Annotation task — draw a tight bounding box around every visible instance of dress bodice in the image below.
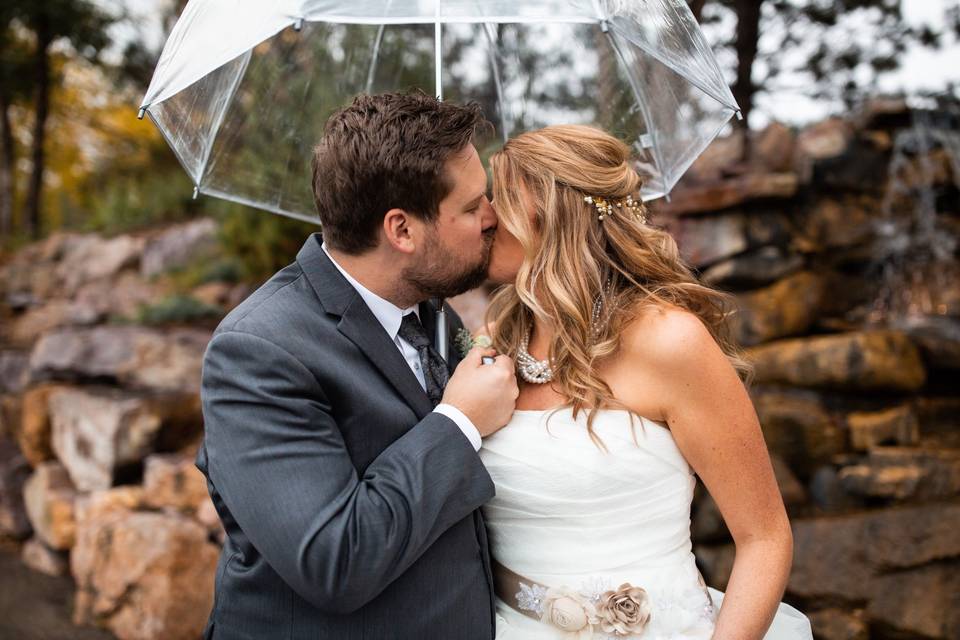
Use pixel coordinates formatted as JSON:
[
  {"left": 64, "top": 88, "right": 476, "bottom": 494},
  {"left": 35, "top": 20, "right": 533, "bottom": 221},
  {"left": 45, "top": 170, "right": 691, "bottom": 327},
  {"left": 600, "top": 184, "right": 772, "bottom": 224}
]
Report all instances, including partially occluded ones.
[
  {"left": 481, "top": 408, "right": 698, "bottom": 574},
  {"left": 479, "top": 407, "right": 813, "bottom": 640}
]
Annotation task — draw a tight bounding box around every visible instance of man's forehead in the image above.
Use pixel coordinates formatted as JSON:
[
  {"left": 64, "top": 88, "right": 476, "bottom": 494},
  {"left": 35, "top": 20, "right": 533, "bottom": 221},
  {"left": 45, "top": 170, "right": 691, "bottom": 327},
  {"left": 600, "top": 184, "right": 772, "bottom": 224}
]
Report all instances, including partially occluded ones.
[{"left": 445, "top": 145, "right": 486, "bottom": 195}]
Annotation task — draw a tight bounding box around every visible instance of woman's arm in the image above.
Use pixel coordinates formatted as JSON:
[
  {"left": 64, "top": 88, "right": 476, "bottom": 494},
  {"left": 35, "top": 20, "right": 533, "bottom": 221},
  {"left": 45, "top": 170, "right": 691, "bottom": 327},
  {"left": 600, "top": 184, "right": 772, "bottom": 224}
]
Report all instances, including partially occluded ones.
[{"left": 621, "top": 306, "right": 792, "bottom": 640}]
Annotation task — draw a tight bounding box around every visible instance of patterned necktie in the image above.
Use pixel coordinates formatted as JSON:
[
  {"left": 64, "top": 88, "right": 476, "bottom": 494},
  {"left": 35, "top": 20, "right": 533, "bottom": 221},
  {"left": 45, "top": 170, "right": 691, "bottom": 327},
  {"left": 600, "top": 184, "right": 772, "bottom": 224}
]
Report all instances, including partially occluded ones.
[{"left": 398, "top": 312, "right": 450, "bottom": 406}]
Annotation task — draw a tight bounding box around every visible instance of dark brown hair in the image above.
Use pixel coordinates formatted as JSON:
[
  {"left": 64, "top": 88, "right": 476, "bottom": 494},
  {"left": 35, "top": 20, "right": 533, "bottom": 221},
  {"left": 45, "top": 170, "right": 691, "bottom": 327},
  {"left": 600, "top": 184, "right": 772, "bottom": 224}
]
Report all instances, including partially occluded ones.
[{"left": 311, "top": 91, "right": 488, "bottom": 254}]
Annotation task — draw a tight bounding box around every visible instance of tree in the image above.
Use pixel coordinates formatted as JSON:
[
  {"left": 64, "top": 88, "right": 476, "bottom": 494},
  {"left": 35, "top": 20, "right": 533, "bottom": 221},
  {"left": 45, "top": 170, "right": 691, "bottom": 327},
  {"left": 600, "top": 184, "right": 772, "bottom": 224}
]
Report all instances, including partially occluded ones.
[
  {"left": 690, "top": 0, "right": 946, "bottom": 129},
  {"left": 5, "top": 0, "right": 114, "bottom": 239},
  {"left": 0, "top": 7, "right": 32, "bottom": 237}
]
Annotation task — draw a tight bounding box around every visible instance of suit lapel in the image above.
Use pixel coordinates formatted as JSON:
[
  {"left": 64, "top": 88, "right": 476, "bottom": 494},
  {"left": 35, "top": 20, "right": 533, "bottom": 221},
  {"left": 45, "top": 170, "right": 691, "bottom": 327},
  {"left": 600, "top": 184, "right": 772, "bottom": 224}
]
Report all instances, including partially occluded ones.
[
  {"left": 297, "top": 234, "right": 433, "bottom": 420},
  {"left": 338, "top": 300, "right": 434, "bottom": 419}
]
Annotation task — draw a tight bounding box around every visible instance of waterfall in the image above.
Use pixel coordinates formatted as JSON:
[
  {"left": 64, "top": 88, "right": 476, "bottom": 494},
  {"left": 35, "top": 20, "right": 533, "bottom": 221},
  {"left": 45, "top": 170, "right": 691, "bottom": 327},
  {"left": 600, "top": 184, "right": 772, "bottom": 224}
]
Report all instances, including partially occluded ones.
[{"left": 870, "top": 101, "right": 960, "bottom": 322}]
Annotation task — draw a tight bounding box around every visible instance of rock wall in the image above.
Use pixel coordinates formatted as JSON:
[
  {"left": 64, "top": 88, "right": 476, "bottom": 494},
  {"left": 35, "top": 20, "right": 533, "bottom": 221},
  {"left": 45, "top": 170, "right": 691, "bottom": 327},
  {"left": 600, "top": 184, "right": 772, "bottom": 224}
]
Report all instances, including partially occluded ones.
[
  {"left": 655, "top": 101, "right": 960, "bottom": 640},
  {"left": 0, "top": 219, "right": 238, "bottom": 640},
  {"left": 0, "top": 101, "right": 958, "bottom": 639}
]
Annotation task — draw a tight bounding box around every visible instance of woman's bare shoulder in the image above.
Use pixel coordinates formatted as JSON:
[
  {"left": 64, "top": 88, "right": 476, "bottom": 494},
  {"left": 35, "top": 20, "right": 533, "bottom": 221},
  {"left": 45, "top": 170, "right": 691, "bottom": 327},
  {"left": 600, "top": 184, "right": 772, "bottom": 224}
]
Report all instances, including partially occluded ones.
[{"left": 619, "top": 303, "right": 720, "bottom": 370}]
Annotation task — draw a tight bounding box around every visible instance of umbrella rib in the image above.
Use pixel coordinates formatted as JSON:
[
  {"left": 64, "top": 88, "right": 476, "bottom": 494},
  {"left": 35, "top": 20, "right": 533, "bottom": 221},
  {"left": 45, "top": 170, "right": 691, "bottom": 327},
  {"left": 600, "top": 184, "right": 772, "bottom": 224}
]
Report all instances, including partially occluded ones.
[
  {"left": 365, "top": 25, "right": 386, "bottom": 94},
  {"left": 482, "top": 23, "right": 509, "bottom": 143},
  {"left": 202, "top": 185, "right": 321, "bottom": 225},
  {"left": 435, "top": 23, "right": 442, "bottom": 99},
  {"left": 365, "top": 0, "right": 394, "bottom": 94},
  {"left": 603, "top": 24, "right": 671, "bottom": 195},
  {"left": 196, "top": 50, "right": 252, "bottom": 193}
]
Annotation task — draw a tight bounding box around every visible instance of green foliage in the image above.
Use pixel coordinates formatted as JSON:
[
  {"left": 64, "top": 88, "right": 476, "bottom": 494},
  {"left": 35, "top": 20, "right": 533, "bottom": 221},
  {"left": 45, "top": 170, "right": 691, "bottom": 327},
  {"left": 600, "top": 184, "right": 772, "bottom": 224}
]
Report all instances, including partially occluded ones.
[
  {"left": 215, "top": 205, "right": 319, "bottom": 283},
  {"left": 164, "top": 253, "right": 244, "bottom": 292},
  {"left": 127, "top": 294, "right": 224, "bottom": 326}
]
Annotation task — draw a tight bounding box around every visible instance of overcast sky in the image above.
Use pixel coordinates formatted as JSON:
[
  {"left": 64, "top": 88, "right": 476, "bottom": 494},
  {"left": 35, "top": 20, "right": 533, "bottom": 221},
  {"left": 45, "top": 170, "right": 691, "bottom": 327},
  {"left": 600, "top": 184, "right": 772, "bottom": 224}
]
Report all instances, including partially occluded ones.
[{"left": 103, "top": 0, "right": 959, "bottom": 128}]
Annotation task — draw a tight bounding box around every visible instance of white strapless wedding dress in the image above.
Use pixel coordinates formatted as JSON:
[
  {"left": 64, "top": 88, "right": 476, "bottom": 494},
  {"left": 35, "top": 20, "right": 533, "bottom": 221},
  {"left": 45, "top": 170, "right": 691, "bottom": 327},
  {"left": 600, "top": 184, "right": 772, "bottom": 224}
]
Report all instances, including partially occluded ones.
[{"left": 480, "top": 408, "right": 812, "bottom": 639}]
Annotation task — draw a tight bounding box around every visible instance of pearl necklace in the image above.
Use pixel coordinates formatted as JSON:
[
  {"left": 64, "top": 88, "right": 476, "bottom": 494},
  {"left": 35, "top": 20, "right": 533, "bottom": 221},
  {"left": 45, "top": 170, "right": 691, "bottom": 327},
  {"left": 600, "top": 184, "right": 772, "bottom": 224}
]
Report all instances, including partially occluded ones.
[
  {"left": 517, "top": 279, "right": 613, "bottom": 385},
  {"left": 517, "top": 331, "right": 554, "bottom": 384}
]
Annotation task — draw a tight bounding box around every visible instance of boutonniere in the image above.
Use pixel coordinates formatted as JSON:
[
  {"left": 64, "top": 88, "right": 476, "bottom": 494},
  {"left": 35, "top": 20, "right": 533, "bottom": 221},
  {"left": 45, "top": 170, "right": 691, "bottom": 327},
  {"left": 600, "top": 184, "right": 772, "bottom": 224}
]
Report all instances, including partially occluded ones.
[{"left": 455, "top": 328, "right": 493, "bottom": 358}]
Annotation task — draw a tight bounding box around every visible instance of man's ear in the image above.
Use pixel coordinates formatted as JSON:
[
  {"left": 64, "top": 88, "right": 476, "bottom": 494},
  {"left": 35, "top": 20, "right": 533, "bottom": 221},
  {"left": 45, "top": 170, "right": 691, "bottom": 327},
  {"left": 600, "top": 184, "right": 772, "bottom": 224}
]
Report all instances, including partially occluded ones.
[{"left": 383, "top": 207, "right": 418, "bottom": 254}]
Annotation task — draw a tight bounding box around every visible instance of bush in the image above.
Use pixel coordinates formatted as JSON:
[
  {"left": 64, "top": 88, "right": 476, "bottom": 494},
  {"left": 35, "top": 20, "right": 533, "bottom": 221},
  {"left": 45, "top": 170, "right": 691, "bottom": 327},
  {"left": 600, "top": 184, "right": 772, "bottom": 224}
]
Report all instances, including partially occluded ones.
[{"left": 128, "top": 294, "right": 224, "bottom": 326}]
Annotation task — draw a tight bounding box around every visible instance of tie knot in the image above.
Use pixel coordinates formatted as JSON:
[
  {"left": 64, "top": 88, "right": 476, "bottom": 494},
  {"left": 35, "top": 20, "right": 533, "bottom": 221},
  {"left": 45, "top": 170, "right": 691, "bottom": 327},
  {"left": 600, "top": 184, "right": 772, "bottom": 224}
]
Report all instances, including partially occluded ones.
[{"left": 398, "top": 312, "right": 431, "bottom": 349}]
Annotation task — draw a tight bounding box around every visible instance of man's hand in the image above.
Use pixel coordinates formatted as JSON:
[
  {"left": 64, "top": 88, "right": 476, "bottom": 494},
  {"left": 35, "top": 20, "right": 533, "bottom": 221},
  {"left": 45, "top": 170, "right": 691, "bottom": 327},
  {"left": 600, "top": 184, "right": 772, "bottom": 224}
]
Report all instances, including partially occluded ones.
[{"left": 443, "top": 347, "right": 518, "bottom": 437}]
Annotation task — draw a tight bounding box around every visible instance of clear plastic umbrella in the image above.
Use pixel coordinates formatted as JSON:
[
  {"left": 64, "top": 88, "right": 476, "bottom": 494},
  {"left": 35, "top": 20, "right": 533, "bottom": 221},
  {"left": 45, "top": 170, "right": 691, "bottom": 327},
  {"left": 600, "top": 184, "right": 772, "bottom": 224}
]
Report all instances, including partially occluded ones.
[{"left": 140, "top": 0, "right": 741, "bottom": 224}]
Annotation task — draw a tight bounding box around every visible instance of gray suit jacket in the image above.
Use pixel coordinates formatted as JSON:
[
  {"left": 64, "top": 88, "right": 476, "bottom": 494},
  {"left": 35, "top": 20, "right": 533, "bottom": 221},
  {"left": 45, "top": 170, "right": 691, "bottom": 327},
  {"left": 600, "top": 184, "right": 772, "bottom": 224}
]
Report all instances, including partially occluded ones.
[{"left": 197, "top": 233, "right": 496, "bottom": 639}]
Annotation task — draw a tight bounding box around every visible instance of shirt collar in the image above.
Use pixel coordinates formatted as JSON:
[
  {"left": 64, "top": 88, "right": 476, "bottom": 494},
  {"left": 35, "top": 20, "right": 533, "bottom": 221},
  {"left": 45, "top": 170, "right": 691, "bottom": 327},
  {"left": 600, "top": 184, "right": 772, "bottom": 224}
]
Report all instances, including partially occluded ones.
[{"left": 321, "top": 242, "right": 418, "bottom": 340}]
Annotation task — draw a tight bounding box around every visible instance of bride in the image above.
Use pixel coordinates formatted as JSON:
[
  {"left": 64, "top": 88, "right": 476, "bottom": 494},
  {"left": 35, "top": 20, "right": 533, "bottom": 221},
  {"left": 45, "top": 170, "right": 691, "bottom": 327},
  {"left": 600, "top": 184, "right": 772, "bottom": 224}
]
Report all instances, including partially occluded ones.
[{"left": 479, "top": 125, "right": 813, "bottom": 639}]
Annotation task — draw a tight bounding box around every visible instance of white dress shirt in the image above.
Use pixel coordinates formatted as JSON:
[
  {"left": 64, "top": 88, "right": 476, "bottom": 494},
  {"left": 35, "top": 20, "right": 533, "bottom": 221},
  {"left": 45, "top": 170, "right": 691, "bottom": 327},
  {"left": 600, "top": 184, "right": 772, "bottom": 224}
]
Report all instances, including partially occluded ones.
[{"left": 321, "top": 243, "right": 483, "bottom": 451}]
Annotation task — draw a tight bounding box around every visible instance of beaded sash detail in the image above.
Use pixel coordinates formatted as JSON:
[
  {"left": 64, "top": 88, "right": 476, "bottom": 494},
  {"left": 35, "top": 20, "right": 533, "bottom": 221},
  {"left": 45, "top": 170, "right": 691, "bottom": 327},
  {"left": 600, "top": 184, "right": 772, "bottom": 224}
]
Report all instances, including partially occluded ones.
[{"left": 493, "top": 559, "right": 716, "bottom": 639}]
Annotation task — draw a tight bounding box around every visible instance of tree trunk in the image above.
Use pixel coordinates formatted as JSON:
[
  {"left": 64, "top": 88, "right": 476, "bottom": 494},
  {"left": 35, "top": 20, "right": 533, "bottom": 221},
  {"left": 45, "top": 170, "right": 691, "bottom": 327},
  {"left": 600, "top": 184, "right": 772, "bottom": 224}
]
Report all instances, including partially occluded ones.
[
  {"left": 689, "top": 0, "right": 707, "bottom": 22},
  {"left": 732, "top": 0, "right": 762, "bottom": 131},
  {"left": 0, "top": 87, "right": 14, "bottom": 237},
  {"left": 25, "top": 12, "right": 51, "bottom": 240}
]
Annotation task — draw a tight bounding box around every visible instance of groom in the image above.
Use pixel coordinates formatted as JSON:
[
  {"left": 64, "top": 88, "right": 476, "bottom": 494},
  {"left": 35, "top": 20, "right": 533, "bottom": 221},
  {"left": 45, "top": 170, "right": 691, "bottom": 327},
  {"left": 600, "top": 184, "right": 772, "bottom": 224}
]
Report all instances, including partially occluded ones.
[{"left": 197, "top": 92, "right": 517, "bottom": 639}]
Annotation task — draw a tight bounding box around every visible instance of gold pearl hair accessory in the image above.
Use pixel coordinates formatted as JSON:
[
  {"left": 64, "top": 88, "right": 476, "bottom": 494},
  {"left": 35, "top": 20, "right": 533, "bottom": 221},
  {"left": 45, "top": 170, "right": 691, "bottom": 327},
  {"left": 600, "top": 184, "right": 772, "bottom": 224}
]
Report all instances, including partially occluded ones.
[{"left": 583, "top": 194, "right": 646, "bottom": 224}]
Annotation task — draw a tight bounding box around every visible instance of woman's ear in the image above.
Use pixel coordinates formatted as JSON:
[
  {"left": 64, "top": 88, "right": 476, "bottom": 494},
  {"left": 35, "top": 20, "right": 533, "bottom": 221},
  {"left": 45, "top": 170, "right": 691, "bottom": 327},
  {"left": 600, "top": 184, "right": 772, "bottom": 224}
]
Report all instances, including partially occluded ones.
[{"left": 382, "top": 208, "right": 418, "bottom": 254}]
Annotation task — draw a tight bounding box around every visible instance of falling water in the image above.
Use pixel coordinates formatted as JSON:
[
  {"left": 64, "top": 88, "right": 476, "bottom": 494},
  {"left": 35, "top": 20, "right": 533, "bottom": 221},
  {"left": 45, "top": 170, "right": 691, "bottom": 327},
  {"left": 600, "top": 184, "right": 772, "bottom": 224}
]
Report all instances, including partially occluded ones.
[{"left": 869, "top": 101, "right": 960, "bottom": 323}]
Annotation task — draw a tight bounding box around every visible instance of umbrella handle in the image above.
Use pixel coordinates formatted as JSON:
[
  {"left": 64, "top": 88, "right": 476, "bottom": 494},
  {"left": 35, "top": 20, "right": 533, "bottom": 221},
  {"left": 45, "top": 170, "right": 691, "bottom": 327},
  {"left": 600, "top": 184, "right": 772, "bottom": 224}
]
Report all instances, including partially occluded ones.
[{"left": 435, "top": 299, "right": 448, "bottom": 361}]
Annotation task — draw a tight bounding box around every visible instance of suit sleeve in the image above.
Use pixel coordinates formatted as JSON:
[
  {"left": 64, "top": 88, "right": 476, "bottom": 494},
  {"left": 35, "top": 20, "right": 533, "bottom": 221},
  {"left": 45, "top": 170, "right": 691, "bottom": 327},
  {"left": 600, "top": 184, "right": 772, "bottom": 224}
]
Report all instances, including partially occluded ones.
[{"left": 200, "top": 329, "right": 495, "bottom": 614}]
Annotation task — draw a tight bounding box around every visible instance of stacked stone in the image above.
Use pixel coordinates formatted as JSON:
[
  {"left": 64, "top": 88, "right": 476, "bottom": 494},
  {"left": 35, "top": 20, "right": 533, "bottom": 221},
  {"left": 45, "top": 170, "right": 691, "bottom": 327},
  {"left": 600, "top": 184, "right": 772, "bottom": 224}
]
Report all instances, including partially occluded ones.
[
  {"left": 0, "top": 219, "right": 243, "bottom": 640},
  {"left": 648, "top": 100, "right": 960, "bottom": 640}
]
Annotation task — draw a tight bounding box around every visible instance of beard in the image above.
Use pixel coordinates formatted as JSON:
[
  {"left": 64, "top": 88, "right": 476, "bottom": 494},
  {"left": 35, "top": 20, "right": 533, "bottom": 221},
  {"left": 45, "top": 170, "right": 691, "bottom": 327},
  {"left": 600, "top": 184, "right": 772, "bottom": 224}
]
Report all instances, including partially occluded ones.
[{"left": 402, "top": 227, "right": 494, "bottom": 300}]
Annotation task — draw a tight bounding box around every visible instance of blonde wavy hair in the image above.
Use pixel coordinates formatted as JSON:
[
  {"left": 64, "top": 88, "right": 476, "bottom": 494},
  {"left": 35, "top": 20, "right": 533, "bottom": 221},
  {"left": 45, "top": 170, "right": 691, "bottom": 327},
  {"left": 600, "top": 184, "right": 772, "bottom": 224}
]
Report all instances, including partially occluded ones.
[{"left": 486, "top": 124, "right": 752, "bottom": 447}]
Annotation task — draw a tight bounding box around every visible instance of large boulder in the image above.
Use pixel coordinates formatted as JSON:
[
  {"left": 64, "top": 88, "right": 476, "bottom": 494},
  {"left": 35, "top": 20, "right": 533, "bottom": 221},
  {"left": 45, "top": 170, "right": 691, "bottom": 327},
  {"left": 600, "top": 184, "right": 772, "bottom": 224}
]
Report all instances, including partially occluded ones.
[
  {"left": 866, "top": 562, "right": 960, "bottom": 639},
  {"left": 700, "top": 246, "right": 803, "bottom": 289},
  {"left": 142, "top": 453, "right": 209, "bottom": 514},
  {"left": 806, "top": 609, "right": 868, "bottom": 640},
  {"left": 141, "top": 218, "right": 218, "bottom": 278},
  {"left": 21, "top": 535, "right": 69, "bottom": 576},
  {"left": 71, "top": 507, "right": 218, "bottom": 640},
  {"left": 73, "top": 271, "right": 173, "bottom": 322},
  {"left": 796, "top": 118, "right": 852, "bottom": 162},
  {"left": 0, "top": 233, "right": 85, "bottom": 303},
  {"left": 652, "top": 209, "right": 792, "bottom": 268},
  {"left": 746, "top": 331, "right": 927, "bottom": 392},
  {"left": 790, "top": 503, "right": 960, "bottom": 603},
  {"left": 9, "top": 300, "right": 100, "bottom": 346},
  {"left": 75, "top": 486, "right": 146, "bottom": 524},
  {"left": 846, "top": 404, "right": 919, "bottom": 451},
  {"left": 794, "top": 197, "right": 876, "bottom": 253},
  {"left": 28, "top": 326, "right": 210, "bottom": 394},
  {"left": 18, "top": 383, "right": 65, "bottom": 467},
  {"left": 55, "top": 234, "right": 144, "bottom": 295},
  {"left": 733, "top": 272, "right": 826, "bottom": 346},
  {"left": 48, "top": 387, "right": 200, "bottom": 492},
  {"left": 22, "top": 461, "right": 77, "bottom": 550},
  {"left": 682, "top": 129, "right": 745, "bottom": 183},
  {"left": 750, "top": 122, "right": 796, "bottom": 173},
  {"left": 838, "top": 447, "right": 960, "bottom": 501},
  {"left": 655, "top": 172, "right": 799, "bottom": 216}
]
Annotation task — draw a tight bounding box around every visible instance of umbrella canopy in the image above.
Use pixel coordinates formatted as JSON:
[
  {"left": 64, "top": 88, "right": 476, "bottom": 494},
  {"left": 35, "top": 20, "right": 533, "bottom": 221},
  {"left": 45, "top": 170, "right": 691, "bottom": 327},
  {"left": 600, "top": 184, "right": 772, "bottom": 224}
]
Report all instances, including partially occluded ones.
[{"left": 141, "top": 0, "right": 740, "bottom": 223}]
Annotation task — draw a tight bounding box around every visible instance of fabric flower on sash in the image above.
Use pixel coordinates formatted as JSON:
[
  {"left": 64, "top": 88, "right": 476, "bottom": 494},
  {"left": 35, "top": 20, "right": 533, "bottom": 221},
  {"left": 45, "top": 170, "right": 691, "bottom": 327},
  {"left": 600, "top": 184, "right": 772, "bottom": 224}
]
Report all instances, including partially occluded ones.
[{"left": 541, "top": 586, "right": 598, "bottom": 639}]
